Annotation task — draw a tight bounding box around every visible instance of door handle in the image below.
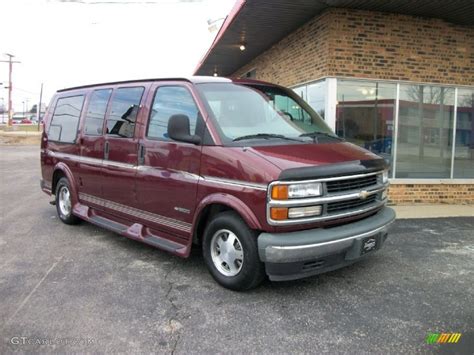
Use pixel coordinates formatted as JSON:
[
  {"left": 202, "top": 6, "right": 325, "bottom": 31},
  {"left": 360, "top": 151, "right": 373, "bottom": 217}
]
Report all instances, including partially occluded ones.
[
  {"left": 138, "top": 144, "right": 145, "bottom": 165},
  {"left": 104, "top": 141, "right": 109, "bottom": 160}
]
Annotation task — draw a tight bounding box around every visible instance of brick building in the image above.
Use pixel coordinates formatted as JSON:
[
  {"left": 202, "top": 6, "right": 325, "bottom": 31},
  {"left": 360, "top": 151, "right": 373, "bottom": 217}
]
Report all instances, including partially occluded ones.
[{"left": 195, "top": 0, "right": 474, "bottom": 204}]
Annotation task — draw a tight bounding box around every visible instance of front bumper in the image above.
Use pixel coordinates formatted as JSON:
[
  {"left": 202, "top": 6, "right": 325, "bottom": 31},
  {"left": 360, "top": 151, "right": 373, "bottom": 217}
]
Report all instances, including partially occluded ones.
[{"left": 257, "top": 207, "right": 396, "bottom": 281}]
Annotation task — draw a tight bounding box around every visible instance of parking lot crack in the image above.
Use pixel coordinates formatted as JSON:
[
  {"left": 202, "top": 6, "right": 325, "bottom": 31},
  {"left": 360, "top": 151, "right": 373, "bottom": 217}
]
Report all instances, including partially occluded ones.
[
  {"left": 171, "top": 333, "right": 181, "bottom": 355},
  {"left": 164, "top": 261, "right": 179, "bottom": 311},
  {"left": 3, "top": 256, "right": 63, "bottom": 328},
  {"left": 164, "top": 260, "right": 183, "bottom": 354}
]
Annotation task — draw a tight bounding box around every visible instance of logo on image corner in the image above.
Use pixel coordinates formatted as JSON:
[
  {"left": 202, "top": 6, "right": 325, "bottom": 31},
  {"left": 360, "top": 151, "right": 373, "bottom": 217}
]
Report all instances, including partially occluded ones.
[{"left": 426, "top": 333, "right": 462, "bottom": 344}]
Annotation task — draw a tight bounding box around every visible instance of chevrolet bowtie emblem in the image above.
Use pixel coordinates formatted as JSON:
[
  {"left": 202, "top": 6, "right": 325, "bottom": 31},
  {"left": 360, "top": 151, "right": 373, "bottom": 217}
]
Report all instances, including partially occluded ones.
[{"left": 359, "top": 190, "right": 369, "bottom": 200}]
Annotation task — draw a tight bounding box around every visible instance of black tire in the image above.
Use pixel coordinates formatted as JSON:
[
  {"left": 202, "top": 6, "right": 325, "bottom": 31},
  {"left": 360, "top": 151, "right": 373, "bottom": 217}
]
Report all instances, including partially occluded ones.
[
  {"left": 55, "top": 177, "right": 81, "bottom": 225},
  {"left": 202, "top": 211, "right": 265, "bottom": 291}
]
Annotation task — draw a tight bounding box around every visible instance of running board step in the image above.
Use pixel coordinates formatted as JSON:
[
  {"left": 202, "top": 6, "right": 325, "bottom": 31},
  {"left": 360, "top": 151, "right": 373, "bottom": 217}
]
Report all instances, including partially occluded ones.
[
  {"left": 89, "top": 215, "right": 128, "bottom": 234},
  {"left": 142, "top": 234, "right": 185, "bottom": 253},
  {"left": 74, "top": 203, "right": 189, "bottom": 257}
]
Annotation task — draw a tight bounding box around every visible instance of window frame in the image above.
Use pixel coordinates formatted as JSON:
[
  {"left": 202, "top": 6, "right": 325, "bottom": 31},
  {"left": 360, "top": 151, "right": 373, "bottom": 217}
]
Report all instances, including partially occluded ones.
[
  {"left": 83, "top": 88, "right": 113, "bottom": 137},
  {"left": 105, "top": 86, "right": 145, "bottom": 139},
  {"left": 48, "top": 94, "right": 86, "bottom": 144},
  {"left": 145, "top": 84, "right": 203, "bottom": 143}
]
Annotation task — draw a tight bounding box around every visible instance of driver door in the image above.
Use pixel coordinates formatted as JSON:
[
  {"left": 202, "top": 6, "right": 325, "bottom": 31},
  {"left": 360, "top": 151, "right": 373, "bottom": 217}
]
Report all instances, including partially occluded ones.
[{"left": 135, "top": 83, "right": 204, "bottom": 241}]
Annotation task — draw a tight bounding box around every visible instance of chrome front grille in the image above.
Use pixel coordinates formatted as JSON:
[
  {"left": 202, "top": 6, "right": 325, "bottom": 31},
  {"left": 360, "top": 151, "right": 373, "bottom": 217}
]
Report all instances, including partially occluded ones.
[
  {"left": 327, "top": 194, "right": 377, "bottom": 213},
  {"left": 266, "top": 171, "right": 388, "bottom": 226},
  {"left": 326, "top": 175, "right": 378, "bottom": 193}
]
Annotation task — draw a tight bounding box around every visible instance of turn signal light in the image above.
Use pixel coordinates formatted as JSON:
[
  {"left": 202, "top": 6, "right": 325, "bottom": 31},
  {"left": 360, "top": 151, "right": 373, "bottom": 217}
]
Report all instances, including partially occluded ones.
[
  {"left": 271, "top": 185, "right": 288, "bottom": 200},
  {"left": 270, "top": 207, "right": 288, "bottom": 220}
]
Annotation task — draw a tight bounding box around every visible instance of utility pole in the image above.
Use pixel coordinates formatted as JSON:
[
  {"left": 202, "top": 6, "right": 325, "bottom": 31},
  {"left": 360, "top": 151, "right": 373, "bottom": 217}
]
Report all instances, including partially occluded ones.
[
  {"left": 0, "top": 83, "right": 4, "bottom": 123},
  {"left": 0, "top": 54, "right": 21, "bottom": 127},
  {"left": 0, "top": 96, "right": 4, "bottom": 124}
]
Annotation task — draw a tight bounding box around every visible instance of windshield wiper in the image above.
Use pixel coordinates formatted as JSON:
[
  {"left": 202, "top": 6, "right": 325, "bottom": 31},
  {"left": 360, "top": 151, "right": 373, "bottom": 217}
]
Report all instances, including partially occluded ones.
[
  {"left": 233, "top": 133, "right": 304, "bottom": 142},
  {"left": 299, "top": 131, "right": 343, "bottom": 140}
]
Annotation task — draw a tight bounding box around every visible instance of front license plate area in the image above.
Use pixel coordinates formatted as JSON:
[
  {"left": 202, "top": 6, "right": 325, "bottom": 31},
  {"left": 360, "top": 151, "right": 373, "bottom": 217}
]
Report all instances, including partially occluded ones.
[{"left": 361, "top": 236, "right": 378, "bottom": 255}]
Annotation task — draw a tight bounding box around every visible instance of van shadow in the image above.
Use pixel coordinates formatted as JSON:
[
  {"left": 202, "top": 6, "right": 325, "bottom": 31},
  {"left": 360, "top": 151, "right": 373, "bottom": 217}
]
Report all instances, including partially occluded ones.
[{"left": 73, "top": 218, "right": 376, "bottom": 296}]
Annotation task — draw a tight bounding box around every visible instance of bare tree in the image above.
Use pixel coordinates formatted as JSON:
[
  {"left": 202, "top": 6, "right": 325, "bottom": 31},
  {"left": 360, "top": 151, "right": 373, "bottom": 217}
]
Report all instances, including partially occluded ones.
[
  {"left": 405, "top": 85, "right": 454, "bottom": 104},
  {"left": 458, "top": 92, "right": 474, "bottom": 108}
]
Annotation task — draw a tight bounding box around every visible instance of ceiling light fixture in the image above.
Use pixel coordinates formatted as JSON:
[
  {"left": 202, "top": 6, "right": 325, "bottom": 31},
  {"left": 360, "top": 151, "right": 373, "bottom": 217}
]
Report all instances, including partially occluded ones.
[{"left": 239, "top": 44, "right": 246, "bottom": 51}]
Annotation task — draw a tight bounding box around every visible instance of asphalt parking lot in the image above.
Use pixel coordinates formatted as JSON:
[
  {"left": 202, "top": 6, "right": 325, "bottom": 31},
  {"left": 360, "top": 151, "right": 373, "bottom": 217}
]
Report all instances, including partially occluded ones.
[{"left": 1, "top": 145, "right": 473, "bottom": 354}]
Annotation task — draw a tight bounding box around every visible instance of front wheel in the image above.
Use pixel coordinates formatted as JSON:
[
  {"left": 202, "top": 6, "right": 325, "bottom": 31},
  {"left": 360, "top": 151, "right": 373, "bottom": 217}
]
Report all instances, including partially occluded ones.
[
  {"left": 202, "top": 211, "right": 265, "bottom": 291},
  {"left": 55, "top": 177, "right": 81, "bottom": 225}
]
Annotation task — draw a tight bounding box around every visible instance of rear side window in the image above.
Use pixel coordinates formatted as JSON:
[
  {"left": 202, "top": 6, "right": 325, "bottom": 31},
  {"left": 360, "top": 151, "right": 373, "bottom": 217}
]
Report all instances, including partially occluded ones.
[
  {"left": 48, "top": 95, "right": 85, "bottom": 143},
  {"left": 106, "top": 87, "right": 144, "bottom": 138},
  {"left": 84, "top": 89, "right": 112, "bottom": 136},
  {"left": 147, "top": 86, "right": 199, "bottom": 140}
]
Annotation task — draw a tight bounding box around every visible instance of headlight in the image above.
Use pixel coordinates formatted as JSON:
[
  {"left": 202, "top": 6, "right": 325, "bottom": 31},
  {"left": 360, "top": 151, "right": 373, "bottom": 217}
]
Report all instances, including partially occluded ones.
[
  {"left": 382, "top": 170, "right": 389, "bottom": 184},
  {"left": 271, "top": 182, "right": 322, "bottom": 199}
]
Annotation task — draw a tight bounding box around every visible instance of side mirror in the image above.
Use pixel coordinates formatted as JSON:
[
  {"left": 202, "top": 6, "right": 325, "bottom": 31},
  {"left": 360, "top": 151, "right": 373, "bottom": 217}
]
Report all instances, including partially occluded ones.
[{"left": 167, "top": 114, "right": 201, "bottom": 145}]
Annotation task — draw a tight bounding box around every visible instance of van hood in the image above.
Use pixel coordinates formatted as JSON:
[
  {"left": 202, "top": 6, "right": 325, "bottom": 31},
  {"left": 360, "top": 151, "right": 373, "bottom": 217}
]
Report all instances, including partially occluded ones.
[{"left": 248, "top": 142, "right": 386, "bottom": 180}]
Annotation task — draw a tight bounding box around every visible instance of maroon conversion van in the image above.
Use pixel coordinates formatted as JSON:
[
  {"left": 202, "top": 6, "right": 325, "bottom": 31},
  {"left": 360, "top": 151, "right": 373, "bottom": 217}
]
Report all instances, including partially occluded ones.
[{"left": 40, "top": 77, "right": 395, "bottom": 290}]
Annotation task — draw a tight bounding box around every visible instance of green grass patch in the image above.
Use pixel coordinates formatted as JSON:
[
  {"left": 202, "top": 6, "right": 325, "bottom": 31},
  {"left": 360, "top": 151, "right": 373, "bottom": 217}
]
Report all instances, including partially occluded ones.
[{"left": 0, "top": 124, "right": 43, "bottom": 132}]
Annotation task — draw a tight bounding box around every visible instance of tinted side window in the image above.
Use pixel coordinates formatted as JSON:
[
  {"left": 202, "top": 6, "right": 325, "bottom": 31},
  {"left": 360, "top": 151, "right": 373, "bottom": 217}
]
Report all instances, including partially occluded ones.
[
  {"left": 84, "top": 89, "right": 112, "bottom": 136},
  {"left": 48, "top": 95, "right": 85, "bottom": 143},
  {"left": 106, "top": 87, "right": 144, "bottom": 138},
  {"left": 147, "top": 86, "right": 199, "bottom": 140}
]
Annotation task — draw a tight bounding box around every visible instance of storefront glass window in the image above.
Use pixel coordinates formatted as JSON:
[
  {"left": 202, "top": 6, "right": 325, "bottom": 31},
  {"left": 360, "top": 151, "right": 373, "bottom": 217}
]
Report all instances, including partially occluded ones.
[
  {"left": 395, "top": 85, "right": 455, "bottom": 178},
  {"left": 294, "top": 78, "right": 472, "bottom": 180},
  {"left": 293, "top": 80, "right": 326, "bottom": 119},
  {"left": 336, "top": 80, "right": 397, "bottom": 166},
  {"left": 454, "top": 88, "right": 474, "bottom": 178},
  {"left": 307, "top": 81, "right": 326, "bottom": 119},
  {"left": 293, "top": 84, "right": 307, "bottom": 101}
]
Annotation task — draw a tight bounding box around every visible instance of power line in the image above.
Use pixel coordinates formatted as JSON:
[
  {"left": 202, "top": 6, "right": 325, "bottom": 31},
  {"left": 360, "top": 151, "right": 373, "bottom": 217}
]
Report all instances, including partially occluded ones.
[
  {"left": 13, "top": 87, "right": 40, "bottom": 95},
  {"left": 50, "top": 0, "right": 205, "bottom": 3}
]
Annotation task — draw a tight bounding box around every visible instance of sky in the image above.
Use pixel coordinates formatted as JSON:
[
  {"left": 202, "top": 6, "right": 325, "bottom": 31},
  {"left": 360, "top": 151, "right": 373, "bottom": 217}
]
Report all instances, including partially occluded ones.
[{"left": 0, "top": 0, "right": 235, "bottom": 112}]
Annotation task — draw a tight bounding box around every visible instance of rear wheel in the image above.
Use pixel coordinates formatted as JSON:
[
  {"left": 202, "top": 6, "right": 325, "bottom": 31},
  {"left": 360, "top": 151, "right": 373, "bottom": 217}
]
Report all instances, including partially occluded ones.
[
  {"left": 55, "top": 177, "right": 80, "bottom": 225},
  {"left": 202, "top": 211, "right": 265, "bottom": 291}
]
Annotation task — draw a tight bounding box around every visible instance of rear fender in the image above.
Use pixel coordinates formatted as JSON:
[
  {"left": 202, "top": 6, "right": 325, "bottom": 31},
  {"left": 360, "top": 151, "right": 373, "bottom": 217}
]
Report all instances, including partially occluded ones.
[{"left": 53, "top": 162, "right": 79, "bottom": 206}]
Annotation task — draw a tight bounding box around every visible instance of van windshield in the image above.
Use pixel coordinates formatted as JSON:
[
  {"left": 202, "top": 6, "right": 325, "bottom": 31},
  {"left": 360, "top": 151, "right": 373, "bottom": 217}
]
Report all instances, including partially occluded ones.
[{"left": 197, "top": 83, "right": 336, "bottom": 144}]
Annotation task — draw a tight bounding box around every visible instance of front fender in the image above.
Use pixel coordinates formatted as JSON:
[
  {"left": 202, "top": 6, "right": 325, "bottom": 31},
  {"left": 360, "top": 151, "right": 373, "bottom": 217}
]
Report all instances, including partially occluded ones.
[{"left": 193, "top": 193, "right": 263, "bottom": 232}]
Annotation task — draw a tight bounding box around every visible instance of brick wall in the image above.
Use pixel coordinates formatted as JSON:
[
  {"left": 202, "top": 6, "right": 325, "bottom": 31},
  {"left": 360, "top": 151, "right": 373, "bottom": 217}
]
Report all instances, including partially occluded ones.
[
  {"left": 234, "top": 10, "right": 332, "bottom": 86},
  {"left": 234, "top": 8, "right": 474, "bottom": 205},
  {"left": 388, "top": 184, "right": 474, "bottom": 205},
  {"left": 233, "top": 8, "right": 474, "bottom": 87}
]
